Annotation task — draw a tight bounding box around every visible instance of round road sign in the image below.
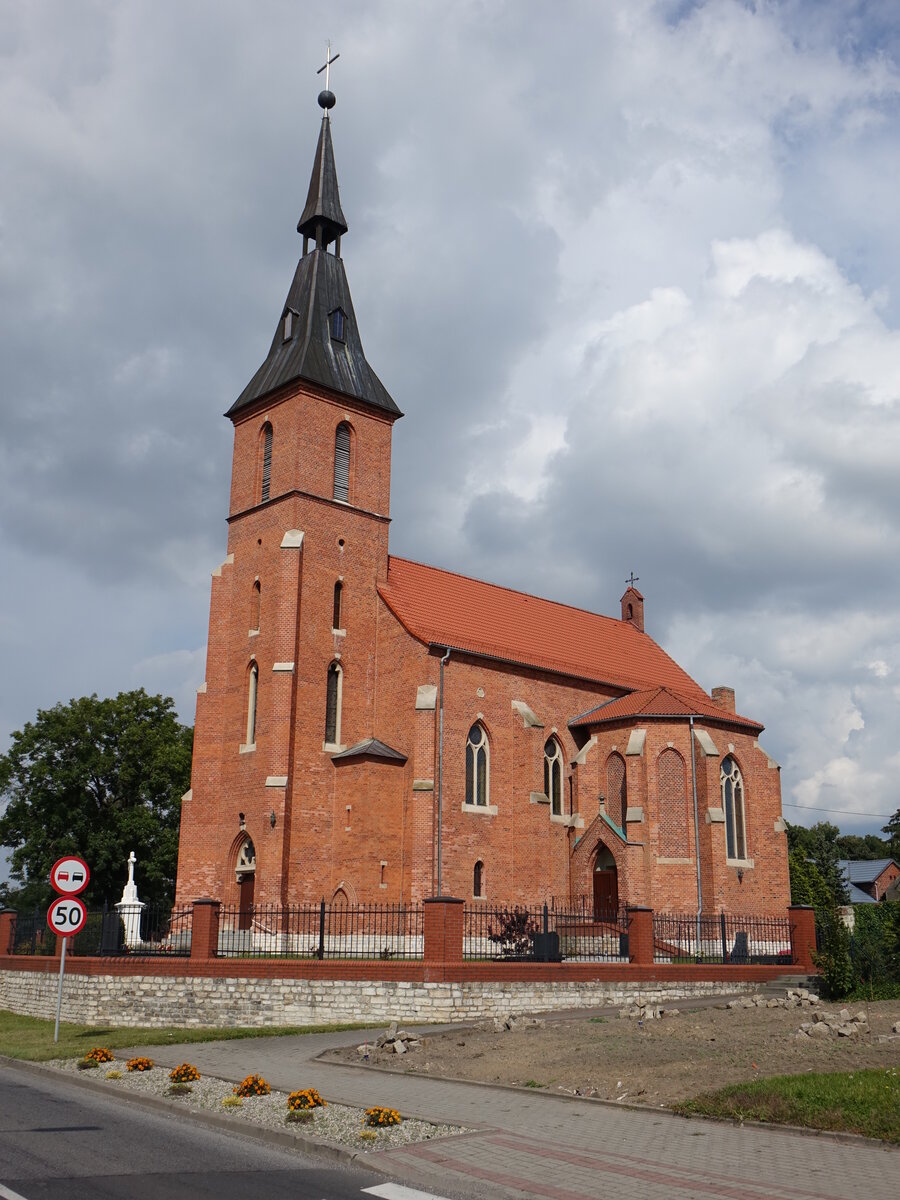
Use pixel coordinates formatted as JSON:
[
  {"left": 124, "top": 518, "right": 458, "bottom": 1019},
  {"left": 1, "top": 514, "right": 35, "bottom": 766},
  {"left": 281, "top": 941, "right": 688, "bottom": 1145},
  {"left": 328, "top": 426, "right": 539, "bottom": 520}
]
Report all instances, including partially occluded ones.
[
  {"left": 47, "top": 896, "right": 87, "bottom": 937},
  {"left": 50, "top": 856, "right": 90, "bottom": 896}
]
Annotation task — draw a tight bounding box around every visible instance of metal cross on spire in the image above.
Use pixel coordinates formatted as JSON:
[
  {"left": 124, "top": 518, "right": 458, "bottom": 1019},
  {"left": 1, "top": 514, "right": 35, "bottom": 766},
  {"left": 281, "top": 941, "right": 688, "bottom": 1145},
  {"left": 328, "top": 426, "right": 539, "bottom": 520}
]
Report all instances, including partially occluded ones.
[
  {"left": 626, "top": 572, "right": 640, "bottom": 589},
  {"left": 317, "top": 41, "right": 340, "bottom": 91}
]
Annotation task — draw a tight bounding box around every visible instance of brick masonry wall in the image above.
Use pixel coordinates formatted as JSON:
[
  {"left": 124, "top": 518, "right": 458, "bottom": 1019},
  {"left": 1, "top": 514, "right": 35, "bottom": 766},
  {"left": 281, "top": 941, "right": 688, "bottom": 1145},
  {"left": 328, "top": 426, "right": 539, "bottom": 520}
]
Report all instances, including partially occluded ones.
[{"left": 0, "top": 964, "right": 757, "bottom": 1029}]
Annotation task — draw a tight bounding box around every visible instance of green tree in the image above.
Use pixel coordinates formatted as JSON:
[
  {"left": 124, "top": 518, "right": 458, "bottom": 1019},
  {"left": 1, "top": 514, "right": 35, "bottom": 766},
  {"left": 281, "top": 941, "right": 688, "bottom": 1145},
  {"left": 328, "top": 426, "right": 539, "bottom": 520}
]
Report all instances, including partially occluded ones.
[
  {"left": 835, "top": 832, "right": 889, "bottom": 860},
  {"left": 883, "top": 809, "right": 900, "bottom": 860},
  {"left": 785, "top": 821, "right": 848, "bottom": 905},
  {"left": 0, "top": 690, "right": 192, "bottom": 909}
]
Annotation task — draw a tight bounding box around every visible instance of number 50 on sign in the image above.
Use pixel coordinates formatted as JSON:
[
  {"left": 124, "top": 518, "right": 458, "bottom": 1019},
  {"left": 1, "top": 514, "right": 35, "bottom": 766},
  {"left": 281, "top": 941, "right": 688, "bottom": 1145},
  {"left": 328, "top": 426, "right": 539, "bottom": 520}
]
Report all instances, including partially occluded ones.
[{"left": 47, "top": 896, "right": 87, "bottom": 938}]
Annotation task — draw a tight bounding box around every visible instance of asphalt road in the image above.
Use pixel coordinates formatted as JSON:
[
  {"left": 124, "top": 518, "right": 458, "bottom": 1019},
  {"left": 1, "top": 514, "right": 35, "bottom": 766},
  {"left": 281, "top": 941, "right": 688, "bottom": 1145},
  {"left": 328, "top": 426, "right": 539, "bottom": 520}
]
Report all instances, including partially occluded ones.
[{"left": 0, "top": 1062, "right": 391, "bottom": 1200}]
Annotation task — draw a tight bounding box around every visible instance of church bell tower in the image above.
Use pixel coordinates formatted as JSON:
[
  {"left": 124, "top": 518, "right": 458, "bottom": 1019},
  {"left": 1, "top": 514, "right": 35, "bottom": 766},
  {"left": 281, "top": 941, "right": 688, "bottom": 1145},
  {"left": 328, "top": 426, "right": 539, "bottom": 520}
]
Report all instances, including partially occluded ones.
[{"left": 175, "top": 79, "right": 402, "bottom": 909}]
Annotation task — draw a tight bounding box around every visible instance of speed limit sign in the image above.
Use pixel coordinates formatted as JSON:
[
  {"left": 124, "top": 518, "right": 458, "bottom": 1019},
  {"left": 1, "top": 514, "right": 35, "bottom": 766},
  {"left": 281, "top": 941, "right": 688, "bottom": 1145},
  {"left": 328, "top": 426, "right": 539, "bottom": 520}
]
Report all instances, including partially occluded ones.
[{"left": 47, "top": 895, "right": 87, "bottom": 938}]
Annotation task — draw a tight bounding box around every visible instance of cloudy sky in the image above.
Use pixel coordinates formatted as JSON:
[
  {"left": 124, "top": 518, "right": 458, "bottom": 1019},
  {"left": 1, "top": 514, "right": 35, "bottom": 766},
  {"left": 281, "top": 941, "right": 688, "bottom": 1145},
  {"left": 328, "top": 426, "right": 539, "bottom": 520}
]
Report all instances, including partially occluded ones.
[{"left": 1, "top": 0, "right": 899, "bottom": 848}]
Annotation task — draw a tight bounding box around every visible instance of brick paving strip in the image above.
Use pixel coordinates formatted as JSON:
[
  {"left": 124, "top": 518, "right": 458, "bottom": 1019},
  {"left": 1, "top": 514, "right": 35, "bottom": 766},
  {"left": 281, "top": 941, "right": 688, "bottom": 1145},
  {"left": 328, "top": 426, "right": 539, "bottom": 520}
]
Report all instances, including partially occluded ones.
[{"left": 106, "top": 1025, "right": 899, "bottom": 1200}]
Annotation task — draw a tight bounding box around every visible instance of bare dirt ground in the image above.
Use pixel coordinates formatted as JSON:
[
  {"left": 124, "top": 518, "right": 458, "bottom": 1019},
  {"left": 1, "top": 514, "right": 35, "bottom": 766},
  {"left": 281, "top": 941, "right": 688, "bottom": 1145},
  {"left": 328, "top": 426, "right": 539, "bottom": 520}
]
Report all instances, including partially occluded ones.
[{"left": 326, "top": 997, "right": 900, "bottom": 1107}]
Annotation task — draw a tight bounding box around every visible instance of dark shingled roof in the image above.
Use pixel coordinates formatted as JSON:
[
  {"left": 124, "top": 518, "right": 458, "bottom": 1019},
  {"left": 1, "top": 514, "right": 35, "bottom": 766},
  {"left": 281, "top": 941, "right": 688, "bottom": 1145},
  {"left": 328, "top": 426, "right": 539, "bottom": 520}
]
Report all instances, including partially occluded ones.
[
  {"left": 227, "top": 249, "right": 400, "bottom": 417},
  {"left": 297, "top": 115, "right": 347, "bottom": 243},
  {"left": 330, "top": 738, "right": 408, "bottom": 763},
  {"left": 227, "top": 111, "right": 400, "bottom": 419}
]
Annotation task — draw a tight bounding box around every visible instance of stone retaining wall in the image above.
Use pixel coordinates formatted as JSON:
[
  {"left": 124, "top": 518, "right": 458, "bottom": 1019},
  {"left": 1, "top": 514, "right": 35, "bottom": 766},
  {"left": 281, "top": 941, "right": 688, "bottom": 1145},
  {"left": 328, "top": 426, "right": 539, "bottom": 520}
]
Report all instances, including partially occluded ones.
[{"left": 0, "top": 967, "right": 755, "bottom": 1028}]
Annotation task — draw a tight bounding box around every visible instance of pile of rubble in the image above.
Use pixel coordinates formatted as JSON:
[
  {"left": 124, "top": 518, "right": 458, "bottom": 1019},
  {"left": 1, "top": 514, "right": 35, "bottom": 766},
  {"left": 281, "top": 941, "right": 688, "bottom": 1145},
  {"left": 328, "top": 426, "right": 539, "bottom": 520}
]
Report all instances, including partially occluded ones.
[
  {"left": 486, "top": 1015, "right": 546, "bottom": 1033},
  {"left": 619, "top": 1001, "right": 679, "bottom": 1020},
  {"left": 794, "top": 1008, "right": 869, "bottom": 1040},
  {"left": 726, "top": 987, "right": 820, "bottom": 1011},
  {"left": 357, "top": 1022, "right": 422, "bottom": 1056}
]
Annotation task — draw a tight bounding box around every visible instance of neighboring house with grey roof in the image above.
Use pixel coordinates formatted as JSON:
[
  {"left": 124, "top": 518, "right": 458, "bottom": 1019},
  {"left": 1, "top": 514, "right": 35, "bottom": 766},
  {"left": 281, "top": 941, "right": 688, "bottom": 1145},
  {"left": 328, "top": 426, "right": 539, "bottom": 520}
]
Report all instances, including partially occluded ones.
[{"left": 838, "top": 859, "right": 900, "bottom": 903}]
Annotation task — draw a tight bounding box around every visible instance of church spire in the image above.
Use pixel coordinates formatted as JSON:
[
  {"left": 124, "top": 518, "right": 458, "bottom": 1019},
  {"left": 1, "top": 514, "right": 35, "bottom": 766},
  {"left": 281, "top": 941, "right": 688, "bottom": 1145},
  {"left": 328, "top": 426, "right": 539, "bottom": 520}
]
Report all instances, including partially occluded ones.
[
  {"left": 296, "top": 90, "right": 348, "bottom": 253},
  {"left": 227, "top": 71, "right": 400, "bottom": 420}
]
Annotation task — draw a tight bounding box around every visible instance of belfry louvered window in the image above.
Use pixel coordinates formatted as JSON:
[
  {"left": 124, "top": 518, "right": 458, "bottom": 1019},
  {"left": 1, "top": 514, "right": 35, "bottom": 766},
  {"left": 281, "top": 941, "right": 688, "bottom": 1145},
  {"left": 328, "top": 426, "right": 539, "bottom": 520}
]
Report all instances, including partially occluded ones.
[
  {"left": 260, "top": 423, "right": 273, "bottom": 502},
  {"left": 333, "top": 423, "right": 351, "bottom": 502},
  {"left": 325, "top": 661, "right": 342, "bottom": 746}
]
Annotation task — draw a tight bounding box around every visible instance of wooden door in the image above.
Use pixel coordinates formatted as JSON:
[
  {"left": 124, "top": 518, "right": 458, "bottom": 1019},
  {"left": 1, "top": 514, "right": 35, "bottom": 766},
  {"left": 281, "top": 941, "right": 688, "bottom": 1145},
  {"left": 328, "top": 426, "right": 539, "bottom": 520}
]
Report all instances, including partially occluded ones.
[
  {"left": 238, "top": 873, "right": 255, "bottom": 929},
  {"left": 593, "top": 868, "right": 618, "bottom": 920}
]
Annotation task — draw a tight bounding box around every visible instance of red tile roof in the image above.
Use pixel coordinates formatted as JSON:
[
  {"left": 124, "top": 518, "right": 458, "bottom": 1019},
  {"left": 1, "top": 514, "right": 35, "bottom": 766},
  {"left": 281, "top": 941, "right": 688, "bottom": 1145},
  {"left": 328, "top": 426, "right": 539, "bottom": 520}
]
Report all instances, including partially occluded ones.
[
  {"left": 570, "top": 687, "right": 763, "bottom": 732},
  {"left": 378, "top": 557, "right": 711, "bottom": 697}
]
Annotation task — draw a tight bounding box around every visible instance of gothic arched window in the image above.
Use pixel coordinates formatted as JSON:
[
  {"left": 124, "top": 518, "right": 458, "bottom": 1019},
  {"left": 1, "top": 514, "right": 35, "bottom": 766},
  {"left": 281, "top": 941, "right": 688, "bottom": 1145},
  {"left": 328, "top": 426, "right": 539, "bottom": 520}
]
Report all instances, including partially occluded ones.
[
  {"left": 333, "top": 422, "right": 351, "bottom": 502},
  {"left": 465, "top": 723, "right": 489, "bottom": 807},
  {"left": 473, "top": 860, "right": 484, "bottom": 898},
  {"left": 245, "top": 662, "right": 259, "bottom": 747},
  {"left": 325, "top": 661, "right": 343, "bottom": 746},
  {"left": 721, "top": 755, "right": 747, "bottom": 860},
  {"left": 332, "top": 580, "right": 343, "bottom": 630},
  {"left": 258, "top": 422, "right": 273, "bottom": 502},
  {"left": 544, "top": 737, "right": 564, "bottom": 816},
  {"left": 250, "top": 580, "right": 261, "bottom": 633}
]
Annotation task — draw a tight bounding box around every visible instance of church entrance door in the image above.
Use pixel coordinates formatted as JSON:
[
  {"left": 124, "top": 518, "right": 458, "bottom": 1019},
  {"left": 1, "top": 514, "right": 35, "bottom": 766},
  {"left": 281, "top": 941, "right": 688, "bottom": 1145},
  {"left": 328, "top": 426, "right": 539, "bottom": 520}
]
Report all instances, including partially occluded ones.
[
  {"left": 592, "top": 845, "right": 618, "bottom": 920},
  {"left": 238, "top": 873, "right": 255, "bottom": 928}
]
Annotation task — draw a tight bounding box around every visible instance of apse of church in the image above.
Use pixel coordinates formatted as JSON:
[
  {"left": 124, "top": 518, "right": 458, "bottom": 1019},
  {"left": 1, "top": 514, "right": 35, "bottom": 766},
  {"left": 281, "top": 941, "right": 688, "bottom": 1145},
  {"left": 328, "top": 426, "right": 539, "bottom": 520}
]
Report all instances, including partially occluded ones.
[{"left": 174, "top": 83, "right": 790, "bottom": 918}]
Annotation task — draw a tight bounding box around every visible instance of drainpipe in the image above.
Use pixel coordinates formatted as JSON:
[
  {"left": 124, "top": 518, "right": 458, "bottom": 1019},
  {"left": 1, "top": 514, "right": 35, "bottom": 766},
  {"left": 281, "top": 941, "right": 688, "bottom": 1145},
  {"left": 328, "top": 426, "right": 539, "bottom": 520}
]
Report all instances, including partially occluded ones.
[
  {"left": 689, "top": 715, "right": 703, "bottom": 946},
  {"left": 436, "top": 647, "right": 451, "bottom": 896}
]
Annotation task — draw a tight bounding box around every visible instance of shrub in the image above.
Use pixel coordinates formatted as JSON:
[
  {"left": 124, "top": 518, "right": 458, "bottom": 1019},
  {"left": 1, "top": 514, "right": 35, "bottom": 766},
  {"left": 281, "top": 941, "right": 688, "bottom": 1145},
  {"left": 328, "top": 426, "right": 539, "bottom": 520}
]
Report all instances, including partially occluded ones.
[
  {"left": 76, "top": 1059, "right": 99, "bottom": 1070},
  {"left": 167, "top": 1082, "right": 193, "bottom": 1096},
  {"left": 221, "top": 1096, "right": 243, "bottom": 1109},
  {"left": 233, "top": 1073, "right": 271, "bottom": 1097},
  {"left": 126, "top": 1056, "right": 154, "bottom": 1072},
  {"left": 85, "top": 1047, "right": 114, "bottom": 1064},
  {"left": 365, "top": 1106, "right": 402, "bottom": 1128},
  {"left": 488, "top": 907, "right": 538, "bottom": 958},
  {"left": 105, "top": 1070, "right": 122, "bottom": 1080},
  {"left": 813, "top": 905, "right": 854, "bottom": 999},
  {"left": 169, "top": 1062, "right": 200, "bottom": 1083},
  {"left": 287, "top": 1088, "right": 326, "bottom": 1111}
]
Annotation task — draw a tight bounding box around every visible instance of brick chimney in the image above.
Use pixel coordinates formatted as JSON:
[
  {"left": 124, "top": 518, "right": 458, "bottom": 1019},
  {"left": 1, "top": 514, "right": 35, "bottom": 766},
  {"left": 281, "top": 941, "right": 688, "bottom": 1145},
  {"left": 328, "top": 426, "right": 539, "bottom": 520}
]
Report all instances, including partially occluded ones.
[
  {"left": 711, "top": 686, "right": 735, "bottom": 713},
  {"left": 620, "top": 585, "right": 644, "bottom": 633}
]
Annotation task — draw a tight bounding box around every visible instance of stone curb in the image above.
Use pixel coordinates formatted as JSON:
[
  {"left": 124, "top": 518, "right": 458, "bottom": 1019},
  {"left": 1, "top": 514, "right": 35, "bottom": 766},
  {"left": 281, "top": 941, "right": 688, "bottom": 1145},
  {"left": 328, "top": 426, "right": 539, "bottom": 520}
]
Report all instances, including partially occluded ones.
[
  {"left": 314, "top": 1048, "right": 898, "bottom": 1150},
  {"left": 0, "top": 1054, "right": 473, "bottom": 1178}
]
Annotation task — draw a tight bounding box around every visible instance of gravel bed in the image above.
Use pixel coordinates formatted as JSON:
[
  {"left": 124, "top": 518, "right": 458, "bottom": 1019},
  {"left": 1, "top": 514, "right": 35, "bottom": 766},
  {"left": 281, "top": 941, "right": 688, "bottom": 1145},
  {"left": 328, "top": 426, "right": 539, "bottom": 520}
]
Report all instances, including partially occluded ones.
[{"left": 47, "top": 1058, "right": 466, "bottom": 1152}]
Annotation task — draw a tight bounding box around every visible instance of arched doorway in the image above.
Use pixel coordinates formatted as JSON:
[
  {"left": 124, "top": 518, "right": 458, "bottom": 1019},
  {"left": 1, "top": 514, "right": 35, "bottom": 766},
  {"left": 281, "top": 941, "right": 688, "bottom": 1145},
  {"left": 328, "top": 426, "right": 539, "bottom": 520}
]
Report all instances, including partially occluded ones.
[
  {"left": 235, "top": 837, "right": 256, "bottom": 930},
  {"left": 593, "top": 844, "right": 619, "bottom": 920}
]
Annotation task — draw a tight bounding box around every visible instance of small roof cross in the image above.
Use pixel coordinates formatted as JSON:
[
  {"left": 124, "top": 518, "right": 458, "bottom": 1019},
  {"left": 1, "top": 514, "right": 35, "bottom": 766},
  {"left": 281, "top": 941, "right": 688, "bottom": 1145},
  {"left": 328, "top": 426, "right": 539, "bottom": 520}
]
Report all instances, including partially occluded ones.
[
  {"left": 626, "top": 572, "right": 640, "bottom": 589},
  {"left": 317, "top": 41, "right": 340, "bottom": 91}
]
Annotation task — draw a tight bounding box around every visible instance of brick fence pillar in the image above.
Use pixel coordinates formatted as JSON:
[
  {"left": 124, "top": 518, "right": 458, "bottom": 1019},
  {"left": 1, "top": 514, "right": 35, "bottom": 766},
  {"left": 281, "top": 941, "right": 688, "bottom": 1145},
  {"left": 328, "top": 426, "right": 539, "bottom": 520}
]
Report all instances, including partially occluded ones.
[
  {"left": 191, "top": 899, "right": 221, "bottom": 960},
  {"left": 0, "top": 910, "right": 15, "bottom": 956},
  {"left": 626, "top": 906, "right": 654, "bottom": 965},
  {"left": 423, "top": 897, "right": 464, "bottom": 965},
  {"left": 789, "top": 904, "right": 817, "bottom": 973}
]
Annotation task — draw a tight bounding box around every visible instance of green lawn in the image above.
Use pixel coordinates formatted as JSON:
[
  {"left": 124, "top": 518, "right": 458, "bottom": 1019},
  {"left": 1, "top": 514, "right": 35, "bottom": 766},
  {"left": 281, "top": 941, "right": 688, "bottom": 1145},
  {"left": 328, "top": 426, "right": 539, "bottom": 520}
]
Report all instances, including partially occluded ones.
[
  {"left": 674, "top": 1068, "right": 900, "bottom": 1143},
  {"left": 0, "top": 1009, "right": 375, "bottom": 1062}
]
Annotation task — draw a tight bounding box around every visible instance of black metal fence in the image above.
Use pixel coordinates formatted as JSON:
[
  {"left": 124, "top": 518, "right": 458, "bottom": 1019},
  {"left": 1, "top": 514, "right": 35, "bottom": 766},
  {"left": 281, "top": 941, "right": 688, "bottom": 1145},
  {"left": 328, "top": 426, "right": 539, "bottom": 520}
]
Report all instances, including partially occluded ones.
[
  {"left": 464, "top": 899, "right": 629, "bottom": 962},
  {"left": 653, "top": 912, "right": 792, "bottom": 965},
  {"left": 6, "top": 909, "right": 54, "bottom": 956},
  {"left": 4, "top": 904, "right": 191, "bottom": 957},
  {"left": 216, "top": 902, "right": 424, "bottom": 960}
]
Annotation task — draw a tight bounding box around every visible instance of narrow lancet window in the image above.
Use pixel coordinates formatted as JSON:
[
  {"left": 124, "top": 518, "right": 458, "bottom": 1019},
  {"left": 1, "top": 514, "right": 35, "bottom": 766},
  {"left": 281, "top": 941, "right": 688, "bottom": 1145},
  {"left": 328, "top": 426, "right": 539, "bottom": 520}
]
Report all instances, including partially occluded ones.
[
  {"left": 332, "top": 580, "right": 343, "bottom": 630},
  {"left": 721, "top": 755, "right": 747, "bottom": 860},
  {"left": 544, "top": 738, "right": 564, "bottom": 816},
  {"left": 246, "top": 662, "right": 259, "bottom": 746},
  {"left": 465, "top": 724, "right": 489, "bottom": 807},
  {"left": 325, "top": 661, "right": 343, "bottom": 746}
]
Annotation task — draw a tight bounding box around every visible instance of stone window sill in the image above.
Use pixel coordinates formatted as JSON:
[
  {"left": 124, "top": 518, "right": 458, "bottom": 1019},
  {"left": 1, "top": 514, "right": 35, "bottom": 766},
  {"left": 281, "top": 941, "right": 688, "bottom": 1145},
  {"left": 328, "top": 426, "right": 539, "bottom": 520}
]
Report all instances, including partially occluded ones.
[
  {"left": 726, "top": 857, "right": 755, "bottom": 869},
  {"left": 323, "top": 742, "right": 347, "bottom": 753},
  {"left": 239, "top": 743, "right": 256, "bottom": 754},
  {"left": 550, "top": 812, "right": 582, "bottom": 828},
  {"left": 461, "top": 802, "right": 498, "bottom": 816}
]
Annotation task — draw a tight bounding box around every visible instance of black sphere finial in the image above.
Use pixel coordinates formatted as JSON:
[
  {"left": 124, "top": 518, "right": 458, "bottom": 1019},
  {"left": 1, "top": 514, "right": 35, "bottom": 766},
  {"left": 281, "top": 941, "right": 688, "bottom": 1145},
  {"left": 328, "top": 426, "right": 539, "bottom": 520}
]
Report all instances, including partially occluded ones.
[{"left": 318, "top": 89, "right": 336, "bottom": 110}]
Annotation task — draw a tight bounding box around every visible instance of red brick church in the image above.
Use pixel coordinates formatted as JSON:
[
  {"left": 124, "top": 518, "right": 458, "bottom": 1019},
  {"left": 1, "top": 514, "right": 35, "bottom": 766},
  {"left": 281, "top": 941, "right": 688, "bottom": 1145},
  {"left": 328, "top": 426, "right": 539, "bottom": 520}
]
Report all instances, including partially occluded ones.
[{"left": 175, "top": 87, "right": 791, "bottom": 918}]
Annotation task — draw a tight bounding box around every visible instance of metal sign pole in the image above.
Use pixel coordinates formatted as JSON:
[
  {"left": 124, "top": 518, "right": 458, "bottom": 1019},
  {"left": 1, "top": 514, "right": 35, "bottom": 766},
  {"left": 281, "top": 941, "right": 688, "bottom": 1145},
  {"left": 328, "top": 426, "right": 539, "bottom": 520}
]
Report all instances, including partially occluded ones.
[{"left": 53, "top": 936, "right": 67, "bottom": 1044}]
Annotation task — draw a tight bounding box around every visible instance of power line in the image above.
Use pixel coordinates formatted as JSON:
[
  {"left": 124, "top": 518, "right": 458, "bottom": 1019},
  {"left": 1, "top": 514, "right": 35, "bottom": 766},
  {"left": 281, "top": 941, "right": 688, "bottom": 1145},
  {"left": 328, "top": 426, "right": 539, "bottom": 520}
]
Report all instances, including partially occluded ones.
[{"left": 783, "top": 802, "right": 894, "bottom": 819}]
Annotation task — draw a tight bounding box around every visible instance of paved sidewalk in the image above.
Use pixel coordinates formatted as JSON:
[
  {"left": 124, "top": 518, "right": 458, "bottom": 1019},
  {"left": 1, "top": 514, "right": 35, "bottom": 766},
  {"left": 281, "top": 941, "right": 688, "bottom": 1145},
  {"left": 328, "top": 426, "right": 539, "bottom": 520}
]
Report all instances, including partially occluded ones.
[{"left": 122, "top": 1025, "right": 896, "bottom": 1200}]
